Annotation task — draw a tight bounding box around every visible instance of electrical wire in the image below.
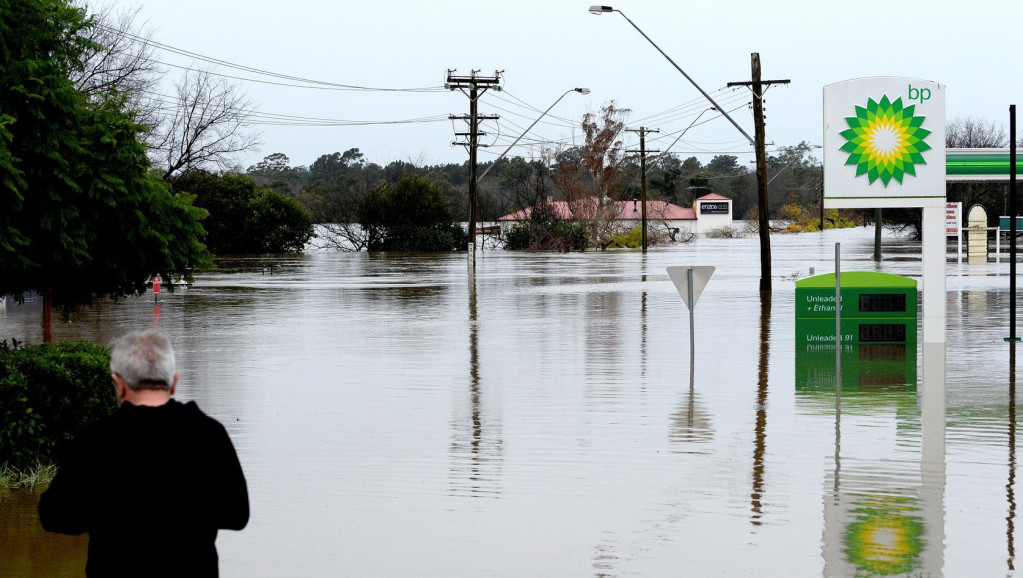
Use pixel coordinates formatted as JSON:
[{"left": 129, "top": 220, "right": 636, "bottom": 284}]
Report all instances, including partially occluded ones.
[{"left": 102, "top": 24, "right": 447, "bottom": 93}]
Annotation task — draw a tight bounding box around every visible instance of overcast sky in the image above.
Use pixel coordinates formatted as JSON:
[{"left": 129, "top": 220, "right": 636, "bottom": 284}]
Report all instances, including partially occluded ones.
[{"left": 108, "top": 0, "right": 1023, "bottom": 171}]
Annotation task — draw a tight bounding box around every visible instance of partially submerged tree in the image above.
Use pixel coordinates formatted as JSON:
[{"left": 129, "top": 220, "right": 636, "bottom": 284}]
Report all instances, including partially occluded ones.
[
  {"left": 0, "top": 0, "right": 212, "bottom": 324},
  {"left": 170, "top": 171, "right": 313, "bottom": 254},
  {"left": 577, "top": 102, "right": 630, "bottom": 249},
  {"left": 358, "top": 173, "right": 467, "bottom": 252}
]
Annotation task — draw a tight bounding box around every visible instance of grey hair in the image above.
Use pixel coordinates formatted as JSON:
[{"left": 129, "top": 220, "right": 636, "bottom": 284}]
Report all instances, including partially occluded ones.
[{"left": 109, "top": 329, "right": 176, "bottom": 390}]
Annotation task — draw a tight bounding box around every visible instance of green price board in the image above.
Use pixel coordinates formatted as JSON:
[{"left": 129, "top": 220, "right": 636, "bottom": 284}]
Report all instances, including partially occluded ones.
[{"left": 795, "top": 272, "right": 918, "bottom": 345}]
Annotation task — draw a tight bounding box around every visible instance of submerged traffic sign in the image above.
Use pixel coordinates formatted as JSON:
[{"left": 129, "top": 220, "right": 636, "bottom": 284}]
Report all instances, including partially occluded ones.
[{"left": 666, "top": 266, "right": 715, "bottom": 310}]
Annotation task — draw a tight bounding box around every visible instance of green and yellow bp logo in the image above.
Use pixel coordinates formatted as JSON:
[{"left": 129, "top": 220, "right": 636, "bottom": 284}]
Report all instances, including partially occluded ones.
[{"left": 839, "top": 95, "right": 932, "bottom": 186}]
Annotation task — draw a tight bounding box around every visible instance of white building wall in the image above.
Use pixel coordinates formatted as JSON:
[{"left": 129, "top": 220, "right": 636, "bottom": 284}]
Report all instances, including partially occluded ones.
[{"left": 694, "top": 199, "right": 733, "bottom": 234}]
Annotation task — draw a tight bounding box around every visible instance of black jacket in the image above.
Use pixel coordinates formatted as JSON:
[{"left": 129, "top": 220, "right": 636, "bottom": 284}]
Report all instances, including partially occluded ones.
[{"left": 39, "top": 399, "right": 249, "bottom": 577}]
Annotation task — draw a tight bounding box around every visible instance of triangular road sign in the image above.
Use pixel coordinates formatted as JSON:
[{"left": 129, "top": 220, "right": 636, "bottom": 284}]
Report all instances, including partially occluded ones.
[{"left": 666, "top": 266, "right": 715, "bottom": 310}]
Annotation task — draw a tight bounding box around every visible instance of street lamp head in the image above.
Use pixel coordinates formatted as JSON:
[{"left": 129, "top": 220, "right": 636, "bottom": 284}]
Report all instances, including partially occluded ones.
[
  {"left": 575, "top": 88, "right": 591, "bottom": 95},
  {"left": 589, "top": 5, "right": 613, "bottom": 14}
]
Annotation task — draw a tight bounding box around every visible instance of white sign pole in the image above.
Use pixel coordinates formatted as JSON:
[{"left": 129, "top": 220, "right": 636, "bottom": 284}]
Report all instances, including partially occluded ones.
[
  {"left": 835, "top": 243, "right": 842, "bottom": 390},
  {"left": 666, "top": 266, "right": 716, "bottom": 362},
  {"left": 688, "top": 267, "right": 695, "bottom": 361}
]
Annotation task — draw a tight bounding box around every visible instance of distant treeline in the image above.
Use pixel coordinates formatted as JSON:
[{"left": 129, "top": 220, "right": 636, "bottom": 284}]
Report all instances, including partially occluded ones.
[{"left": 244, "top": 142, "right": 830, "bottom": 227}]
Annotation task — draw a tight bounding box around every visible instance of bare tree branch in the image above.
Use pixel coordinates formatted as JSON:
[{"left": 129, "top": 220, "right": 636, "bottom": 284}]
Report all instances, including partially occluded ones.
[
  {"left": 71, "top": 1, "right": 162, "bottom": 128},
  {"left": 154, "top": 68, "right": 260, "bottom": 179}
]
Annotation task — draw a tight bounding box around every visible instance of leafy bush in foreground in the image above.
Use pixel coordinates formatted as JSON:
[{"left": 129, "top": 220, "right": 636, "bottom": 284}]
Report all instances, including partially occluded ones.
[{"left": 0, "top": 341, "right": 115, "bottom": 470}]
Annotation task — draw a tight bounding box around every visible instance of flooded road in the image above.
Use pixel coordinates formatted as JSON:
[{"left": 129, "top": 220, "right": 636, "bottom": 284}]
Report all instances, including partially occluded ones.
[{"left": 2, "top": 226, "right": 1020, "bottom": 576}]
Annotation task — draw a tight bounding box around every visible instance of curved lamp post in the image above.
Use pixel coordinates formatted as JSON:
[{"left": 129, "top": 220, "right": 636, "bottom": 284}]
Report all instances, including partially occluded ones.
[
  {"left": 476, "top": 87, "right": 590, "bottom": 185},
  {"left": 591, "top": 5, "right": 780, "bottom": 292},
  {"left": 589, "top": 5, "right": 753, "bottom": 146}
]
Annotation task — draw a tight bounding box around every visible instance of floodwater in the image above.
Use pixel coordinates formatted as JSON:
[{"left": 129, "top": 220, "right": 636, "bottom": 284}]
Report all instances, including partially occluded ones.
[{"left": 1, "top": 225, "right": 1020, "bottom": 577}]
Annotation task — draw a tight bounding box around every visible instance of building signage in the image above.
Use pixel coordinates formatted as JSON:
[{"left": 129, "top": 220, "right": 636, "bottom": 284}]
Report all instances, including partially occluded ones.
[
  {"left": 699, "top": 202, "right": 729, "bottom": 215},
  {"left": 823, "top": 77, "right": 946, "bottom": 209},
  {"left": 945, "top": 202, "right": 961, "bottom": 235}
]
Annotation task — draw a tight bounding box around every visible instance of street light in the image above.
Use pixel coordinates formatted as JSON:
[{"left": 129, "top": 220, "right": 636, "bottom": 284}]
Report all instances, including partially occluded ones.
[
  {"left": 592, "top": 5, "right": 782, "bottom": 292},
  {"left": 476, "top": 87, "right": 590, "bottom": 185},
  {"left": 588, "top": 5, "right": 754, "bottom": 146}
]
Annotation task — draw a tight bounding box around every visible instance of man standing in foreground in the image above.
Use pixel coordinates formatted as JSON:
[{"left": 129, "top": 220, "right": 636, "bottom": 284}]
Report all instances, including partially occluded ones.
[{"left": 39, "top": 329, "right": 249, "bottom": 577}]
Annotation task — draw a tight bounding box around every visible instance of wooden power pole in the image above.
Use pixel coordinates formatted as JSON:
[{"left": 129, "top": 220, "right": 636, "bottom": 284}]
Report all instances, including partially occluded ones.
[
  {"left": 626, "top": 126, "right": 659, "bottom": 253},
  {"left": 729, "top": 53, "right": 789, "bottom": 292},
  {"left": 446, "top": 70, "right": 501, "bottom": 262}
]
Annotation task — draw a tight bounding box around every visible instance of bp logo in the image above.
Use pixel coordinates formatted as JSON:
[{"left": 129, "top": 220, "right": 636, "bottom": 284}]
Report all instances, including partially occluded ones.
[{"left": 839, "top": 95, "right": 932, "bottom": 186}]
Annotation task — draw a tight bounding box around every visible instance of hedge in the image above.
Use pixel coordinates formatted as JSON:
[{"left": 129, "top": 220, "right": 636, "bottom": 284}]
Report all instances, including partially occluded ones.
[{"left": 0, "top": 340, "right": 116, "bottom": 470}]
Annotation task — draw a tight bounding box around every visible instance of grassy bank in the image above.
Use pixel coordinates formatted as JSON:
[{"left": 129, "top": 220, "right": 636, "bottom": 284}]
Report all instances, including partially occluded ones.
[{"left": 0, "top": 463, "right": 56, "bottom": 489}]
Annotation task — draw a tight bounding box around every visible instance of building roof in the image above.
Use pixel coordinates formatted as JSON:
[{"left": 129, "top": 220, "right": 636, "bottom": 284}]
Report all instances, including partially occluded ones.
[
  {"left": 498, "top": 198, "right": 696, "bottom": 222},
  {"left": 695, "top": 193, "right": 732, "bottom": 202}
]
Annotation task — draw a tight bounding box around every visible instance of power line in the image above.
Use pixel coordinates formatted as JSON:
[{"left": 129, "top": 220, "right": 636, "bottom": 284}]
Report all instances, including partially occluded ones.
[{"left": 103, "top": 24, "right": 446, "bottom": 93}]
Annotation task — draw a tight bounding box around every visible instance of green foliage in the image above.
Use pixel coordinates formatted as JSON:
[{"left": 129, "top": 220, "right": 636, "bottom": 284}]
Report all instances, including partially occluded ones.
[
  {"left": 171, "top": 171, "right": 314, "bottom": 254},
  {"left": 0, "top": 340, "right": 116, "bottom": 470},
  {"left": 503, "top": 204, "right": 590, "bottom": 251},
  {"left": 610, "top": 227, "right": 643, "bottom": 249},
  {"left": 780, "top": 204, "right": 857, "bottom": 233},
  {"left": 0, "top": 0, "right": 212, "bottom": 310},
  {"left": 357, "top": 173, "right": 467, "bottom": 252}
]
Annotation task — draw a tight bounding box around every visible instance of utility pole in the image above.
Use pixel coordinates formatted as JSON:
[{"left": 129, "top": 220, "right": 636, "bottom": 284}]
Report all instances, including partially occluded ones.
[
  {"left": 626, "top": 127, "right": 659, "bottom": 253},
  {"left": 446, "top": 70, "right": 502, "bottom": 261},
  {"left": 728, "top": 53, "right": 789, "bottom": 292}
]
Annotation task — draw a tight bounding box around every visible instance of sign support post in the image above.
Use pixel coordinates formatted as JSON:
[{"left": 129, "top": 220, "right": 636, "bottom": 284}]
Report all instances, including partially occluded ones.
[{"left": 667, "top": 266, "right": 715, "bottom": 363}]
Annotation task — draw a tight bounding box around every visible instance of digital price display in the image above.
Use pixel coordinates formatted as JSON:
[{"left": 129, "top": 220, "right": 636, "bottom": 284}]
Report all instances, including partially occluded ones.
[
  {"left": 858, "top": 323, "right": 907, "bottom": 343},
  {"left": 858, "top": 293, "right": 907, "bottom": 313}
]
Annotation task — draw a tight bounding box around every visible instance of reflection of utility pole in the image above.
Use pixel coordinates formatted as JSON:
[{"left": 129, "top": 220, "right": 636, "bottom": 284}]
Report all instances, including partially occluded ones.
[
  {"left": 728, "top": 53, "right": 789, "bottom": 292},
  {"left": 626, "top": 127, "right": 659, "bottom": 253},
  {"left": 446, "top": 70, "right": 502, "bottom": 261}
]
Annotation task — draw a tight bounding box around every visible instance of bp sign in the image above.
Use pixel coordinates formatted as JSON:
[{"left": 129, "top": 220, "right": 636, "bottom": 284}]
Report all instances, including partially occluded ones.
[{"left": 823, "top": 77, "right": 946, "bottom": 209}]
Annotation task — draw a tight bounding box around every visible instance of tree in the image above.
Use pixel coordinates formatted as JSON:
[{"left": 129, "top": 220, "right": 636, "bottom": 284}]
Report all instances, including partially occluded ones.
[
  {"left": 0, "top": 0, "right": 212, "bottom": 319},
  {"left": 357, "top": 173, "right": 467, "bottom": 252},
  {"left": 153, "top": 67, "right": 259, "bottom": 179},
  {"left": 705, "top": 155, "right": 742, "bottom": 175},
  {"left": 170, "top": 172, "right": 313, "bottom": 254},
  {"left": 247, "top": 152, "right": 293, "bottom": 177},
  {"left": 554, "top": 102, "right": 631, "bottom": 250},
  {"left": 70, "top": 1, "right": 161, "bottom": 128},
  {"left": 249, "top": 189, "right": 315, "bottom": 253}
]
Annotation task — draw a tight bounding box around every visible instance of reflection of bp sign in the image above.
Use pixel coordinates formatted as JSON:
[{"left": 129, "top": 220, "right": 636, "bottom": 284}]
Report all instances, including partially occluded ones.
[
  {"left": 824, "top": 77, "right": 946, "bottom": 209},
  {"left": 845, "top": 494, "right": 925, "bottom": 575}
]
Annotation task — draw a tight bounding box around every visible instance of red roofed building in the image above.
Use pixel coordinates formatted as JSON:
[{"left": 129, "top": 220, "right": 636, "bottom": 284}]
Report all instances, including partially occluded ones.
[{"left": 497, "top": 193, "right": 732, "bottom": 238}]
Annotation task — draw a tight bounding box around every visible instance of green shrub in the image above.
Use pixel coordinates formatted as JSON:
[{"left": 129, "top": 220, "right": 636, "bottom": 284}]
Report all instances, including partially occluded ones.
[
  {"left": 0, "top": 340, "right": 116, "bottom": 470},
  {"left": 504, "top": 221, "right": 589, "bottom": 251},
  {"left": 503, "top": 225, "right": 532, "bottom": 250},
  {"left": 610, "top": 227, "right": 643, "bottom": 248}
]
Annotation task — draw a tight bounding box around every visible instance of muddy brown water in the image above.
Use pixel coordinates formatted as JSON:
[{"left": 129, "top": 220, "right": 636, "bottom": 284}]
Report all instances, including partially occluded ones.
[{"left": 1, "top": 226, "right": 1019, "bottom": 576}]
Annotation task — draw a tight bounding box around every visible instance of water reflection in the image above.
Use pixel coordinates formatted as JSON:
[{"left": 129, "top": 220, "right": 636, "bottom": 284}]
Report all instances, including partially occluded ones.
[
  {"left": 4, "top": 227, "right": 1023, "bottom": 576},
  {"left": 820, "top": 342, "right": 946, "bottom": 576},
  {"left": 751, "top": 291, "right": 771, "bottom": 525},
  {"left": 448, "top": 272, "right": 503, "bottom": 497},
  {"left": 669, "top": 362, "right": 713, "bottom": 447},
  {"left": 1009, "top": 342, "right": 1017, "bottom": 571}
]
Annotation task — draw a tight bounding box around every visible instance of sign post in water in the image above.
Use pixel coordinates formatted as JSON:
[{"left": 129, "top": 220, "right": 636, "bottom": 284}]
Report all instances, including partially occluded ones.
[{"left": 666, "top": 266, "right": 715, "bottom": 362}]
